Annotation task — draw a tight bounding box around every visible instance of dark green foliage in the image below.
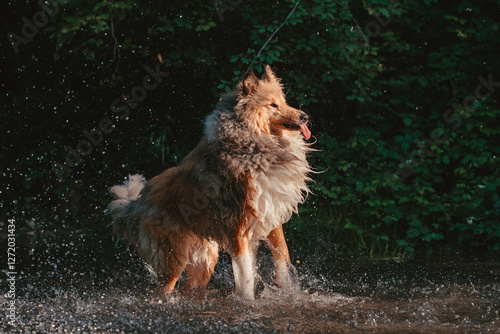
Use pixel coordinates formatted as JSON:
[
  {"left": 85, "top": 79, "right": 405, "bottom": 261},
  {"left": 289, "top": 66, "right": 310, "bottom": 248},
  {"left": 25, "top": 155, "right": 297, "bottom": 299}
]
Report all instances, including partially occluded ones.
[{"left": 1, "top": 0, "right": 498, "bottom": 259}]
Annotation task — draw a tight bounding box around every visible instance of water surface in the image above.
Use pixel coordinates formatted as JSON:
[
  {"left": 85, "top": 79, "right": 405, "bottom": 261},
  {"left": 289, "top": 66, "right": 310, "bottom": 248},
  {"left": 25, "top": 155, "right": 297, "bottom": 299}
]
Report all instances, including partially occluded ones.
[{"left": 2, "top": 230, "right": 499, "bottom": 333}]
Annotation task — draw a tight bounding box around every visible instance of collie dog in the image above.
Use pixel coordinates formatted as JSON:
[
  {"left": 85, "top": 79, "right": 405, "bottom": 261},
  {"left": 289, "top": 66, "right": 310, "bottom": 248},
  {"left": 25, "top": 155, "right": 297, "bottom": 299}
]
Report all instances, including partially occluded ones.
[{"left": 108, "top": 65, "right": 312, "bottom": 299}]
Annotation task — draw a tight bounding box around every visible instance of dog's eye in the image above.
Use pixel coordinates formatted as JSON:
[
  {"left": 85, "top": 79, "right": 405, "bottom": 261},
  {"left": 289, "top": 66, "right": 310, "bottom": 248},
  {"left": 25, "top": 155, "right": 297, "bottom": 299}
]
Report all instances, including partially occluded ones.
[{"left": 270, "top": 103, "right": 278, "bottom": 108}]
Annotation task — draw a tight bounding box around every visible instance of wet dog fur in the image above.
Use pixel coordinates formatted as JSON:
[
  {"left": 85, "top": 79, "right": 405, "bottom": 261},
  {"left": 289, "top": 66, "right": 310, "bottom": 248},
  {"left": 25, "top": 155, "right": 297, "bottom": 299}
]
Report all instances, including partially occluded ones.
[{"left": 108, "top": 65, "right": 312, "bottom": 299}]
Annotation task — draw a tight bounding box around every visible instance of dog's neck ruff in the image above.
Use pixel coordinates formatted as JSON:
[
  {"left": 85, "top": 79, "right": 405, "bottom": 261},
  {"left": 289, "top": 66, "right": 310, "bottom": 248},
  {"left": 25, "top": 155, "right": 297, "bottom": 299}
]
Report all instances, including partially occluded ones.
[{"left": 204, "top": 108, "right": 312, "bottom": 239}]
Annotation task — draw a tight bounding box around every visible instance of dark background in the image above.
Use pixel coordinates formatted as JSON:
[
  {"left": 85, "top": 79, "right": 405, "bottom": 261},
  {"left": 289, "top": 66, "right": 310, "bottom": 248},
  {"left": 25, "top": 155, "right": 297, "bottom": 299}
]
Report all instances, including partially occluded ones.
[{"left": 1, "top": 0, "right": 499, "bottom": 261}]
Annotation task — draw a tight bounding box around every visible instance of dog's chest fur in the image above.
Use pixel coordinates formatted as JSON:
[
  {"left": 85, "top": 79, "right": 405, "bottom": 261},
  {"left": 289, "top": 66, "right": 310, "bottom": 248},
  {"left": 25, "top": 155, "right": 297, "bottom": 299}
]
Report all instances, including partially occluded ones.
[{"left": 205, "top": 110, "right": 311, "bottom": 239}]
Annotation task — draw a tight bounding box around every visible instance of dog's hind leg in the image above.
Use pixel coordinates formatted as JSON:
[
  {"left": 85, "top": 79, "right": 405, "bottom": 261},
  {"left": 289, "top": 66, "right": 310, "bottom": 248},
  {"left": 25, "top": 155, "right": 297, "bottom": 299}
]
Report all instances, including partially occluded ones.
[
  {"left": 184, "top": 264, "right": 209, "bottom": 289},
  {"left": 156, "top": 256, "right": 186, "bottom": 294},
  {"left": 184, "top": 241, "right": 219, "bottom": 289},
  {"left": 267, "top": 225, "right": 297, "bottom": 290},
  {"left": 155, "top": 237, "right": 191, "bottom": 295}
]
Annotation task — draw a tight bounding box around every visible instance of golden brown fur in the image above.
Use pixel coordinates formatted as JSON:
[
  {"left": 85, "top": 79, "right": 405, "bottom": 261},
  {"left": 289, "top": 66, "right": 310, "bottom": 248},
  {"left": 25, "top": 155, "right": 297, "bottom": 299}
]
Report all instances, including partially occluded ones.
[{"left": 108, "top": 65, "right": 312, "bottom": 299}]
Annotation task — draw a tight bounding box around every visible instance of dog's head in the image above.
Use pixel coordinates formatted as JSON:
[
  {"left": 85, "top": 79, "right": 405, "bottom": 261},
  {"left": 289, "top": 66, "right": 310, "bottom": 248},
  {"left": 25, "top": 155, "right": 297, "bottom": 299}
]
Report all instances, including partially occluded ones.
[{"left": 234, "top": 65, "right": 311, "bottom": 140}]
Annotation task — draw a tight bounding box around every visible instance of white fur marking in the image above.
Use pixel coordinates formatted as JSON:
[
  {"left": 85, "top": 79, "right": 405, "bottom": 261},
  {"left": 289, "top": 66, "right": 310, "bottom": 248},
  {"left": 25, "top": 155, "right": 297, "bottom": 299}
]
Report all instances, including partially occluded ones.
[
  {"left": 108, "top": 174, "right": 146, "bottom": 216},
  {"left": 249, "top": 137, "right": 311, "bottom": 239},
  {"left": 274, "top": 259, "right": 298, "bottom": 291},
  {"left": 232, "top": 251, "right": 255, "bottom": 300}
]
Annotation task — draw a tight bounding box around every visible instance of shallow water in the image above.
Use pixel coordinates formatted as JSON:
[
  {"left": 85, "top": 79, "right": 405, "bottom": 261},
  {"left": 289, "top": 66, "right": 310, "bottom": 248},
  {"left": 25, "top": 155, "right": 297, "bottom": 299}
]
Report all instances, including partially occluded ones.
[{"left": 2, "top": 230, "right": 499, "bottom": 333}]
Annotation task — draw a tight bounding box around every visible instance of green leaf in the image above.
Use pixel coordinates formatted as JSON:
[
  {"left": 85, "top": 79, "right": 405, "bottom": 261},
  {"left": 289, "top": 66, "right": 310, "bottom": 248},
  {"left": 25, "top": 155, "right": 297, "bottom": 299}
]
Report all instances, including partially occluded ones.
[
  {"left": 407, "top": 227, "right": 420, "bottom": 239},
  {"left": 396, "top": 240, "right": 408, "bottom": 246},
  {"left": 422, "top": 233, "right": 445, "bottom": 242}
]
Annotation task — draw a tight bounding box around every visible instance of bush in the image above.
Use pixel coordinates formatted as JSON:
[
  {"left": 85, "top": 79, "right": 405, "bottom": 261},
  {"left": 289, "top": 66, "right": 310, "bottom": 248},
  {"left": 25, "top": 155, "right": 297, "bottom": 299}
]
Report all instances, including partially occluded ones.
[{"left": 2, "top": 0, "right": 498, "bottom": 259}]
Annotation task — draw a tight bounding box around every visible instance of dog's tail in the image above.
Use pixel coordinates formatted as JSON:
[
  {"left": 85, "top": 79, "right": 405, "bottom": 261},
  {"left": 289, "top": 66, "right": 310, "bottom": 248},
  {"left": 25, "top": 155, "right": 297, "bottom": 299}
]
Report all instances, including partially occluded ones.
[{"left": 108, "top": 174, "right": 146, "bottom": 234}]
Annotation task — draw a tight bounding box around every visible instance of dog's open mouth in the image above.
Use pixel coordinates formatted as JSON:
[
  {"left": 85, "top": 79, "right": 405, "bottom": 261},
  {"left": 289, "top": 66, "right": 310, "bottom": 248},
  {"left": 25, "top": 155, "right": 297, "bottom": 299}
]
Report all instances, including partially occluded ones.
[{"left": 283, "top": 122, "right": 312, "bottom": 140}]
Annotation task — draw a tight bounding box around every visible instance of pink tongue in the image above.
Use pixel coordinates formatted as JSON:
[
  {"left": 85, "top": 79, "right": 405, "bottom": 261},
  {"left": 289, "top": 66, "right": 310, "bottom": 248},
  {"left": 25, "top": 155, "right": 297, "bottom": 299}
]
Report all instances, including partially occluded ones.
[{"left": 299, "top": 123, "right": 311, "bottom": 140}]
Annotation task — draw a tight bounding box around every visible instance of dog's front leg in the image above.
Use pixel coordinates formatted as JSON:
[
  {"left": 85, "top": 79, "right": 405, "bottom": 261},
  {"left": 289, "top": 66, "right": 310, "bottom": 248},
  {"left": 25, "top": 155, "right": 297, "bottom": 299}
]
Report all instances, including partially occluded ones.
[
  {"left": 231, "top": 234, "right": 255, "bottom": 300},
  {"left": 267, "top": 225, "right": 297, "bottom": 290}
]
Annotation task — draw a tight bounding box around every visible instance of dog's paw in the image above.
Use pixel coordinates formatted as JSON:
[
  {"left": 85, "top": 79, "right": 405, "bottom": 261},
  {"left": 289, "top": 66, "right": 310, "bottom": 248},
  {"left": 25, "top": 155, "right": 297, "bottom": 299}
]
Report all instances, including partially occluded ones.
[{"left": 275, "top": 261, "right": 300, "bottom": 291}]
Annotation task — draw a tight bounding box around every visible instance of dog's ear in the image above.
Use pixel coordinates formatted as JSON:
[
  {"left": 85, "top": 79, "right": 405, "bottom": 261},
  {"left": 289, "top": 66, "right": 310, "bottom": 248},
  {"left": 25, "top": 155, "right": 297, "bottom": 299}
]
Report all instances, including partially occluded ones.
[
  {"left": 262, "top": 65, "right": 277, "bottom": 82},
  {"left": 242, "top": 71, "right": 259, "bottom": 95}
]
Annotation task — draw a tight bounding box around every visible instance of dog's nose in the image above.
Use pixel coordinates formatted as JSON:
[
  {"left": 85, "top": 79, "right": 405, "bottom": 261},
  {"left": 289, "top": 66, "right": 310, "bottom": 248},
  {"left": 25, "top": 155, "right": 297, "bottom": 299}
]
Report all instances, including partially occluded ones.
[{"left": 299, "top": 113, "right": 309, "bottom": 123}]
